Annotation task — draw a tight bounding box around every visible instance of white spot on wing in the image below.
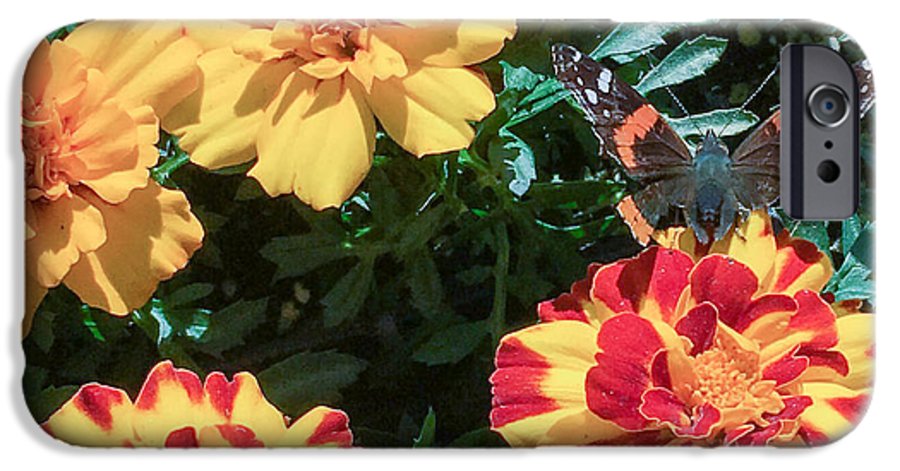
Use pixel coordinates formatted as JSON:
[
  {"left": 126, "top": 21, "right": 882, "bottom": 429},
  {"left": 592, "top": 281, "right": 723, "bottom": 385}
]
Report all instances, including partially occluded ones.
[
  {"left": 598, "top": 69, "right": 612, "bottom": 93},
  {"left": 584, "top": 88, "right": 599, "bottom": 105}
]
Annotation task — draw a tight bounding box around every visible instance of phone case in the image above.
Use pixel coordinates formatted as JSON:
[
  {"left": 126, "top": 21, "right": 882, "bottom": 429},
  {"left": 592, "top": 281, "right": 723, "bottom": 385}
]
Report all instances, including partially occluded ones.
[{"left": 22, "top": 20, "right": 874, "bottom": 448}]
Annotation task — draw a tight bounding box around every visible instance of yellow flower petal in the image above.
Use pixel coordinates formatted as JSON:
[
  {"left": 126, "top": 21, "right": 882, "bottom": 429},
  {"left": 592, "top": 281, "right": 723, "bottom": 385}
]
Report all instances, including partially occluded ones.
[
  {"left": 491, "top": 321, "right": 625, "bottom": 446},
  {"left": 374, "top": 21, "right": 516, "bottom": 67},
  {"left": 232, "top": 28, "right": 284, "bottom": 62},
  {"left": 800, "top": 314, "right": 874, "bottom": 390},
  {"left": 708, "top": 210, "right": 777, "bottom": 290},
  {"left": 163, "top": 48, "right": 296, "bottom": 169},
  {"left": 279, "top": 406, "right": 353, "bottom": 447},
  {"left": 26, "top": 192, "right": 106, "bottom": 288},
  {"left": 62, "top": 182, "right": 204, "bottom": 315},
  {"left": 798, "top": 382, "right": 870, "bottom": 445},
  {"left": 43, "top": 383, "right": 135, "bottom": 447},
  {"left": 368, "top": 65, "right": 495, "bottom": 157},
  {"left": 250, "top": 74, "right": 375, "bottom": 209},
  {"left": 64, "top": 21, "right": 202, "bottom": 116}
]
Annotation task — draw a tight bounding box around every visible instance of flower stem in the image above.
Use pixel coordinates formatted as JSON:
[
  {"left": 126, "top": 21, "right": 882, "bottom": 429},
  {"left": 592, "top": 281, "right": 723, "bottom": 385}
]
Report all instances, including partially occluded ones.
[{"left": 490, "top": 223, "right": 510, "bottom": 345}]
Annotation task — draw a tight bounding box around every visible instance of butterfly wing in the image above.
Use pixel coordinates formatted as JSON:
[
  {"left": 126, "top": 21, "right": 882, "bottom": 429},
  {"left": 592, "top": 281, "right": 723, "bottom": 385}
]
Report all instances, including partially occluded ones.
[
  {"left": 854, "top": 59, "right": 875, "bottom": 119},
  {"left": 731, "top": 110, "right": 781, "bottom": 210},
  {"left": 552, "top": 43, "right": 693, "bottom": 182}
]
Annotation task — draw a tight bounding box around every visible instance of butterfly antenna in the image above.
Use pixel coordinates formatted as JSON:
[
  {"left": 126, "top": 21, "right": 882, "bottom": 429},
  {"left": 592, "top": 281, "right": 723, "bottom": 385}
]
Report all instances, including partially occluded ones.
[
  {"left": 643, "top": 51, "right": 704, "bottom": 137},
  {"left": 717, "top": 62, "right": 779, "bottom": 136}
]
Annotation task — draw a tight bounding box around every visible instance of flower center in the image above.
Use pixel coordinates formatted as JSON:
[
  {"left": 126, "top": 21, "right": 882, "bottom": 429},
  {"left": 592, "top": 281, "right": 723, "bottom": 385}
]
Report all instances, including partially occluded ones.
[
  {"left": 309, "top": 22, "right": 364, "bottom": 59},
  {"left": 23, "top": 103, "right": 74, "bottom": 201},
  {"left": 690, "top": 344, "right": 760, "bottom": 409}
]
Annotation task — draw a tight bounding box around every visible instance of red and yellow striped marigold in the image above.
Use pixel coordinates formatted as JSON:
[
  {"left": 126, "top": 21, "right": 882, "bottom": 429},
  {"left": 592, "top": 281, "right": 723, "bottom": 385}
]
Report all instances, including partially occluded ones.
[
  {"left": 490, "top": 212, "right": 872, "bottom": 446},
  {"left": 43, "top": 360, "right": 352, "bottom": 447}
]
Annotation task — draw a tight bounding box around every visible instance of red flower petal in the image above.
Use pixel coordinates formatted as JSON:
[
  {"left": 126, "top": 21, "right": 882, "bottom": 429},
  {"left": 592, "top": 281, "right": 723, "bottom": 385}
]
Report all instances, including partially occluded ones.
[
  {"left": 689, "top": 255, "right": 758, "bottom": 329},
  {"left": 733, "top": 294, "right": 797, "bottom": 333},
  {"left": 165, "top": 427, "right": 199, "bottom": 447},
  {"left": 675, "top": 302, "right": 718, "bottom": 355},
  {"left": 639, "top": 388, "right": 687, "bottom": 427},
  {"left": 592, "top": 247, "right": 693, "bottom": 322},
  {"left": 586, "top": 314, "right": 664, "bottom": 430},
  {"left": 537, "top": 263, "right": 600, "bottom": 323},
  {"left": 762, "top": 347, "right": 810, "bottom": 386},
  {"left": 789, "top": 290, "right": 839, "bottom": 349},
  {"left": 490, "top": 337, "right": 558, "bottom": 427}
]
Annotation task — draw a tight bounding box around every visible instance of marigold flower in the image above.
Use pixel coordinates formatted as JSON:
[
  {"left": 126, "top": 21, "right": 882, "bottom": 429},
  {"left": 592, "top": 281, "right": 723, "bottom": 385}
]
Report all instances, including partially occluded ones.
[
  {"left": 164, "top": 21, "right": 515, "bottom": 210},
  {"left": 490, "top": 212, "right": 872, "bottom": 446},
  {"left": 23, "top": 22, "right": 205, "bottom": 333},
  {"left": 42, "top": 360, "right": 353, "bottom": 447}
]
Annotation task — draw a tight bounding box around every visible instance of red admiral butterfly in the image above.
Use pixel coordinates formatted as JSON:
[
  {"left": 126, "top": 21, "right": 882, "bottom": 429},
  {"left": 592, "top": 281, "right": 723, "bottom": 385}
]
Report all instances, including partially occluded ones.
[{"left": 552, "top": 44, "right": 781, "bottom": 245}]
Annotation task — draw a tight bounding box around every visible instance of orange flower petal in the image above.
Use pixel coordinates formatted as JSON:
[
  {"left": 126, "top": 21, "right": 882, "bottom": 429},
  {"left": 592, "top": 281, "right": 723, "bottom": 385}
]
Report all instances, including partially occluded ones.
[
  {"left": 163, "top": 48, "right": 296, "bottom": 169},
  {"left": 62, "top": 182, "right": 204, "bottom": 314},
  {"left": 64, "top": 21, "right": 202, "bottom": 116},
  {"left": 78, "top": 104, "right": 159, "bottom": 204},
  {"left": 250, "top": 74, "right": 375, "bottom": 209},
  {"left": 368, "top": 65, "right": 495, "bottom": 157},
  {"left": 374, "top": 21, "right": 515, "bottom": 67},
  {"left": 26, "top": 192, "right": 106, "bottom": 288}
]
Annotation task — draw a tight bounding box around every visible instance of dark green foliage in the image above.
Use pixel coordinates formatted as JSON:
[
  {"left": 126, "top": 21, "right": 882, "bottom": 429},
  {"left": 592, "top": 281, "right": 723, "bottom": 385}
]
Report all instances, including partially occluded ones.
[{"left": 23, "top": 21, "right": 874, "bottom": 447}]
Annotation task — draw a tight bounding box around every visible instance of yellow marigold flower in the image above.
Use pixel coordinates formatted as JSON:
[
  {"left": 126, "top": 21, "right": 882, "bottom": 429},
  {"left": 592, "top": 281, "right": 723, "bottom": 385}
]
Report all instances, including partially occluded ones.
[
  {"left": 490, "top": 212, "right": 872, "bottom": 446},
  {"left": 164, "top": 21, "right": 516, "bottom": 210},
  {"left": 23, "top": 22, "right": 205, "bottom": 334},
  {"left": 42, "top": 360, "right": 353, "bottom": 447}
]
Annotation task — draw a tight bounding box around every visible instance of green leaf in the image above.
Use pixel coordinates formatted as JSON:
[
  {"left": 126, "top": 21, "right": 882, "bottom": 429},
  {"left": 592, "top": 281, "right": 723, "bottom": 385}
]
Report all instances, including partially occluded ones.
[
  {"left": 404, "top": 252, "right": 447, "bottom": 320},
  {"left": 636, "top": 35, "right": 727, "bottom": 93},
  {"left": 500, "top": 61, "right": 542, "bottom": 92},
  {"left": 261, "top": 234, "right": 350, "bottom": 281},
  {"left": 507, "top": 79, "right": 568, "bottom": 127},
  {"left": 489, "top": 128, "right": 536, "bottom": 197},
  {"left": 196, "top": 298, "right": 268, "bottom": 358},
  {"left": 413, "top": 407, "right": 436, "bottom": 448},
  {"left": 828, "top": 254, "right": 874, "bottom": 302},
  {"left": 321, "top": 257, "right": 375, "bottom": 327},
  {"left": 257, "top": 350, "right": 366, "bottom": 417},
  {"left": 848, "top": 222, "right": 873, "bottom": 267},
  {"left": 590, "top": 23, "right": 676, "bottom": 62},
  {"left": 164, "top": 283, "right": 215, "bottom": 308},
  {"left": 668, "top": 108, "right": 760, "bottom": 140},
  {"left": 27, "top": 310, "right": 56, "bottom": 353},
  {"left": 23, "top": 366, "right": 77, "bottom": 423},
  {"left": 413, "top": 320, "right": 489, "bottom": 366}
]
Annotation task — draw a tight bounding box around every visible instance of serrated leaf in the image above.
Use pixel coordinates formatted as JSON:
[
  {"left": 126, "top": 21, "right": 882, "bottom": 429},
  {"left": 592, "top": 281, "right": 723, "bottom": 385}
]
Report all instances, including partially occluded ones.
[
  {"left": 27, "top": 309, "right": 56, "bottom": 353},
  {"left": 489, "top": 128, "right": 536, "bottom": 197},
  {"left": 668, "top": 108, "right": 760, "bottom": 139},
  {"left": 321, "top": 257, "right": 375, "bottom": 327},
  {"left": 261, "top": 234, "right": 350, "bottom": 281},
  {"left": 405, "top": 252, "right": 446, "bottom": 320},
  {"left": 636, "top": 34, "right": 727, "bottom": 93},
  {"left": 412, "top": 320, "right": 489, "bottom": 366},
  {"left": 500, "top": 61, "right": 542, "bottom": 92},
  {"left": 848, "top": 222, "right": 873, "bottom": 267},
  {"left": 590, "top": 23, "right": 676, "bottom": 62},
  {"left": 413, "top": 407, "right": 436, "bottom": 448},
  {"left": 196, "top": 298, "right": 268, "bottom": 358},
  {"left": 164, "top": 283, "right": 214, "bottom": 308},
  {"left": 828, "top": 254, "right": 874, "bottom": 302},
  {"left": 257, "top": 350, "right": 366, "bottom": 417}
]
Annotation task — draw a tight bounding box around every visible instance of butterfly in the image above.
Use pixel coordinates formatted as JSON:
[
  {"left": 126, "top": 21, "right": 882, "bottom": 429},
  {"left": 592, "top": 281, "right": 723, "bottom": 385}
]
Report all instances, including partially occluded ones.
[{"left": 552, "top": 43, "right": 781, "bottom": 245}]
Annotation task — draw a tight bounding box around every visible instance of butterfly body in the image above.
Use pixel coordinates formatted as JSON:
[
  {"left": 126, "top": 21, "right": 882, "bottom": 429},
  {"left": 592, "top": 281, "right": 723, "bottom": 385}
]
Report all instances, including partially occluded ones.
[{"left": 552, "top": 44, "right": 780, "bottom": 245}]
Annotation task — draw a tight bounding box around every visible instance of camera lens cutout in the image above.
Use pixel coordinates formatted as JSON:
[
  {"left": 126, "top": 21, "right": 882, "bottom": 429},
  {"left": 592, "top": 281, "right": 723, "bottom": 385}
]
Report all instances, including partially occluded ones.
[
  {"left": 808, "top": 84, "right": 850, "bottom": 127},
  {"left": 817, "top": 159, "right": 841, "bottom": 183}
]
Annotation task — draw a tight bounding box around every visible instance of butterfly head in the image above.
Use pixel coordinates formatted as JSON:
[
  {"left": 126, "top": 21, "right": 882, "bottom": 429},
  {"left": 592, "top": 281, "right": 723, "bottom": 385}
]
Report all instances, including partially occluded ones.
[{"left": 696, "top": 130, "right": 729, "bottom": 159}]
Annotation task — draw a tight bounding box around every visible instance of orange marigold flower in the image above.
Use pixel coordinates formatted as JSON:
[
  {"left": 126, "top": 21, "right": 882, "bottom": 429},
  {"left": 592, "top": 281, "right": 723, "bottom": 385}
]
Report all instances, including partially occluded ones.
[
  {"left": 490, "top": 212, "right": 872, "bottom": 446},
  {"left": 23, "top": 22, "right": 205, "bottom": 334},
  {"left": 164, "top": 21, "right": 516, "bottom": 210},
  {"left": 42, "top": 360, "right": 353, "bottom": 447}
]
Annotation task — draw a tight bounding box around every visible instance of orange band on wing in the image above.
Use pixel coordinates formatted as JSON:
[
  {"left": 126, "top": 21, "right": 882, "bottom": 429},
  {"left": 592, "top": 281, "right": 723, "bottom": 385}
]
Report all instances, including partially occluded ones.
[{"left": 613, "top": 104, "right": 660, "bottom": 169}]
